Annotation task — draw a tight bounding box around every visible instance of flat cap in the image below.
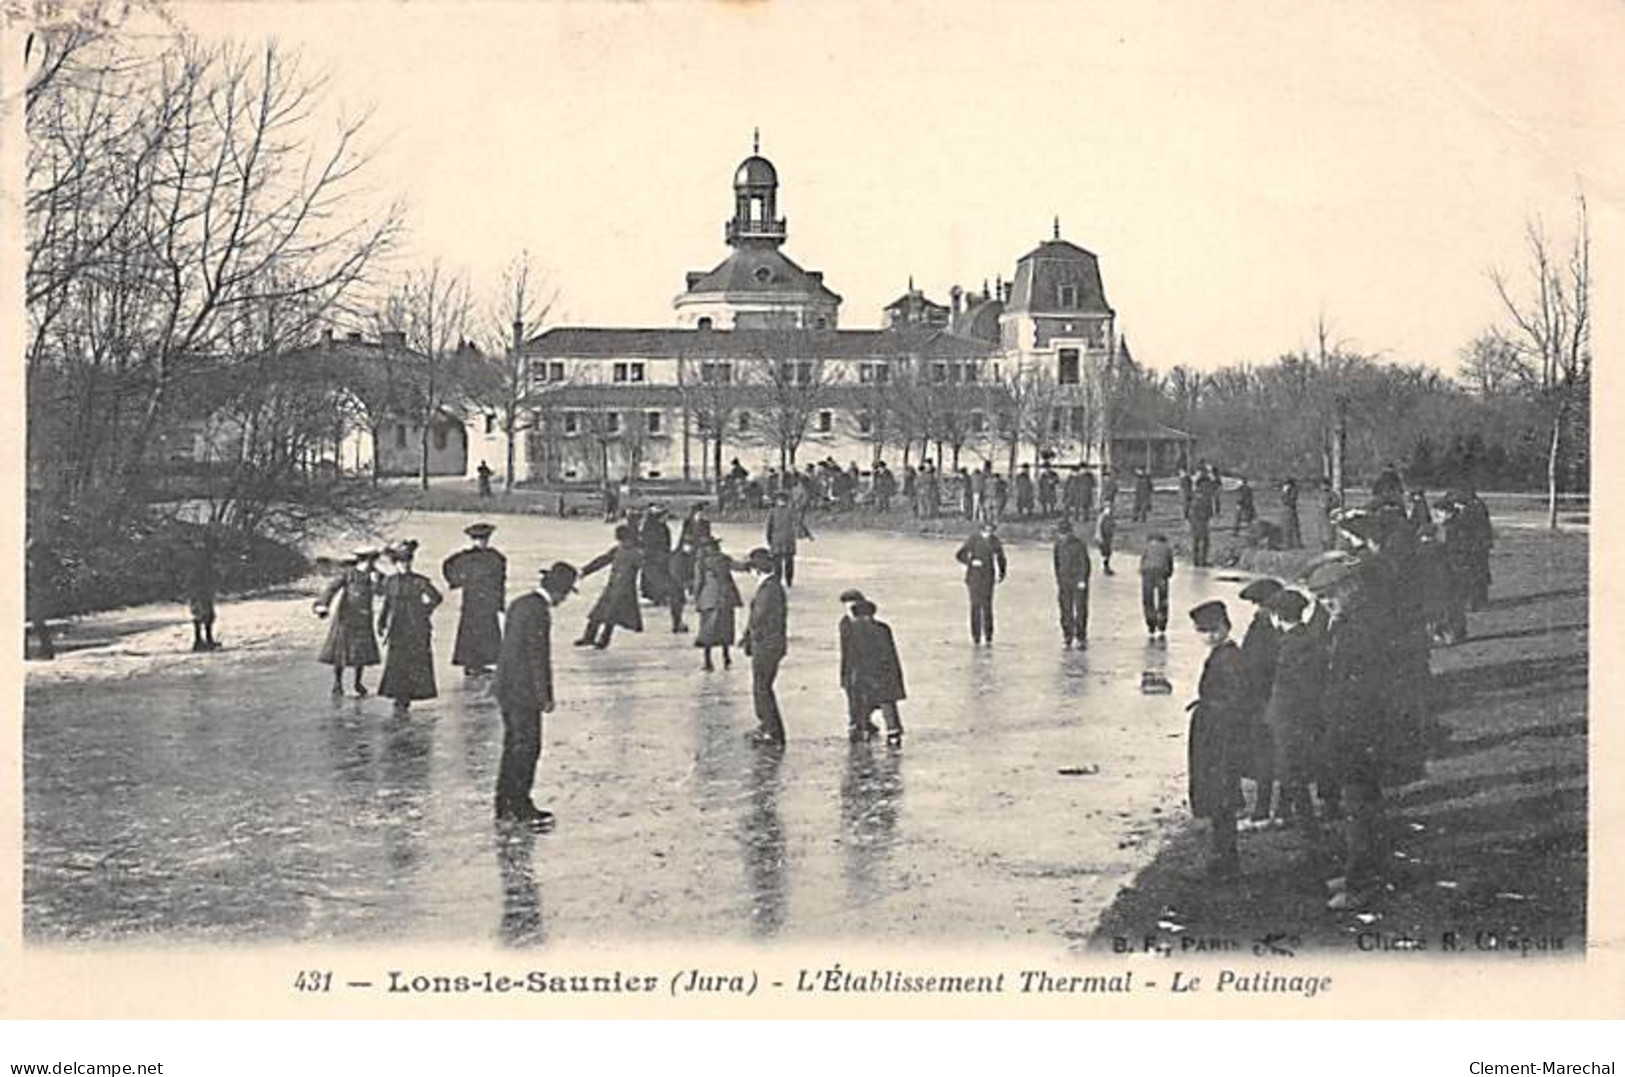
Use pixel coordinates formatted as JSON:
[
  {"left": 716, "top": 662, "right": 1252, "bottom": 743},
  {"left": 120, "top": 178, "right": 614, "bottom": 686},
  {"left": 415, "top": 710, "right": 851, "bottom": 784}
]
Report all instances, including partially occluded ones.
[
  {"left": 1239, "top": 578, "right": 1284, "bottom": 604},
  {"left": 1189, "top": 600, "right": 1230, "bottom": 631}
]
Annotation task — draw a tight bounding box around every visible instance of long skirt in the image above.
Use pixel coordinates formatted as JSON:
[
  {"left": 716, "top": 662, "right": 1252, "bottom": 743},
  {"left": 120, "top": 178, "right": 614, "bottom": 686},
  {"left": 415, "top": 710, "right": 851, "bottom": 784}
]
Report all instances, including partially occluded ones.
[
  {"left": 318, "top": 612, "right": 381, "bottom": 668},
  {"left": 378, "top": 635, "right": 437, "bottom": 701},
  {"left": 694, "top": 607, "right": 737, "bottom": 647}
]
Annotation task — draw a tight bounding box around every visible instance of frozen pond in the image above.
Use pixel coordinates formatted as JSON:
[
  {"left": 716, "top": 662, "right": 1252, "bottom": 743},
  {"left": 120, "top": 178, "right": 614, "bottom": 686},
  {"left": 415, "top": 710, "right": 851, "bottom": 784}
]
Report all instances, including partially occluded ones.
[{"left": 25, "top": 511, "right": 1236, "bottom": 946}]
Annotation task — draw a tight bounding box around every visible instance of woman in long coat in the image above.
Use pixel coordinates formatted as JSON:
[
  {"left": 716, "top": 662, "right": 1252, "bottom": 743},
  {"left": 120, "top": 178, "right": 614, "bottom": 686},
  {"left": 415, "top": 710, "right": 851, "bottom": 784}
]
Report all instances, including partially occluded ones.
[
  {"left": 1187, "top": 600, "right": 1250, "bottom": 878},
  {"left": 692, "top": 538, "right": 743, "bottom": 670},
  {"left": 575, "top": 524, "right": 644, "bottom": 650},
  {"left": 442, "top": 524, "right": 506, "bottom": 676},
  {"left": 316, "top": 547, "right": 383, "bottom": 697},
  {"left": 377, "top": 540, "right": 443, "bottom": 713}
]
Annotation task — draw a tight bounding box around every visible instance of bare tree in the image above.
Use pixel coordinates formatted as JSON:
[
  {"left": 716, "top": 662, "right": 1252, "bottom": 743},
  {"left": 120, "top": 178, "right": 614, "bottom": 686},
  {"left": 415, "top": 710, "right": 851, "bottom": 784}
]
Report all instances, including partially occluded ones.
[
  {"left": 463, "top": 250, "right": 561, "bottom": 492},
  {"left": 1490, "top": 194, "right": 1591, "bottom": 529},
  {"left": 745, "top": 339, "right": 844, "bottom": 470},
  {"left": 1457, "top": 329, "right": 1535, "bottom": 398},
  {"left": 390, "top": 261, "right": 473, "bottom": 489}
]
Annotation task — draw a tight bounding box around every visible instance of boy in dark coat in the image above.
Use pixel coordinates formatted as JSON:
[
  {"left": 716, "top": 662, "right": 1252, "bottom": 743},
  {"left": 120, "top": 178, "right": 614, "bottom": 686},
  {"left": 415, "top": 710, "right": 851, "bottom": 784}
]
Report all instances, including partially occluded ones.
[
  {"left": 492, "top": 561, "right": 577, "bottom": 830},
  {"left": 954, "top": 521, "right": 1007, "bottom": 645},
  {"left": 1187, "top": 600, "right": 1249, "bottom": 878},
  {"left": 1261, "top": 588, "right": 1327, "bottom": 852},
  {"left": 842, "top": 598, "right": 906, "bottom": 747},
  {"left": 187, "top": 531, "right": 222, "bottom": 652},
  {"left": 1233, "top": 477, "right": 1256, "bottom": 536},
  {"left": 1052, "top": 519, "right": 1092, "bottom": 648},
  {"left": 442, "top": 522, "right": 506, "bottom": 676},
  {"left": 1139, "top": 531, "right": 1175, "bottom": 636},
  {"left": 575, "top": 524, "right": 644, "bottom": 649},
  {"left": 377, "top": 540, "right": 444, "bottom": 714},
  {"left": 1237, "top": 578, "right": 1285, "bottom": 825}
]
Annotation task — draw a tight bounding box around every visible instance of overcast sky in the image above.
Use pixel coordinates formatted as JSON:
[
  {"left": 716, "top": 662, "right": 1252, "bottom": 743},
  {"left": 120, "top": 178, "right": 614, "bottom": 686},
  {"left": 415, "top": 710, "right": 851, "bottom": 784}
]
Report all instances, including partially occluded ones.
[{"left": 176, "top": 0, "right": 1623, "bottom": 373}]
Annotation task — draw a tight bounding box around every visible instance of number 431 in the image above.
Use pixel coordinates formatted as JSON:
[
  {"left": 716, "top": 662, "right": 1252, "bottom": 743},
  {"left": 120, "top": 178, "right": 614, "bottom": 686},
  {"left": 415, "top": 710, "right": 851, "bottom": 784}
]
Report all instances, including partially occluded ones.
[{"left": 294, "top": 970, "right": 334, "bottom": 993}]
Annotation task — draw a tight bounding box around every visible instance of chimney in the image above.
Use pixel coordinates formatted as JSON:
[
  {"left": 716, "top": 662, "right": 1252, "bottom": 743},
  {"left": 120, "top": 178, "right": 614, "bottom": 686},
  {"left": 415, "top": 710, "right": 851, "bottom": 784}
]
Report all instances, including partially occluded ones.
[
  {"left": 512, "top": 318, "right": 524, "bottom": 355},
  {"left": 1002, "top": 280, "right": 1013, "bottom": 303},
  {"left": 950, "top": 285, "right": 963, "bottom": 317},
  {"left": 321, "top": 327, "right": 334, "bottom": 351}
]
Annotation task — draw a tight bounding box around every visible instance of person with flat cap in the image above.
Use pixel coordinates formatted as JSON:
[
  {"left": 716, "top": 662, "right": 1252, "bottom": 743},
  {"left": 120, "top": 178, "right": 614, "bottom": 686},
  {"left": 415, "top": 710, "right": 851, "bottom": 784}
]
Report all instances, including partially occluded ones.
[
  {"left": 955, "top": 520, "right": 1007, "bottom": 645},
  {"left": 443, "top": 522, "right": 506, "bottom": 677},
  {"left": 842, "top": 598, "right": 906, "bottom": 747},
  {"left": 1052, "top": 518, "right": 1093, "bottom": 648},
  {"left": 315, "top": 545, "right": 384, "bottom": 697},
  {"left": 1187, "top": 599, "right": 1249, "bottom": 879},
  {"left": 1237, "top": 578, "right": 1285, "bottom": 826},
  {"left": 492, "top": 561, "right": 578, "bottom": 830},
  {"left": 575, "top": 523, "right": 644, "bottom": 650},
  {"left": 1139, "top": 531, "right": 1175, "bottom": 637},
  {"left": 1260, "top": 587, "right": 1328, "bottom": 855},
  {"left": 377, "top": 539, "right": 443, "bottom": 715},
  {"left": 741, "top": 547, "right": 788, "bottom": 746}
]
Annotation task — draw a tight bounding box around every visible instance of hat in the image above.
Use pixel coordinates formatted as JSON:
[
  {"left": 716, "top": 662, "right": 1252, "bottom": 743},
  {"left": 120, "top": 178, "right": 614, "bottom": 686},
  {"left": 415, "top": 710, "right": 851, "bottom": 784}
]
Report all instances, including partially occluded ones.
[
  {"left": 387, "top": 539, "right": 419, "bottom": 562},
  {"left": 648, "top": 504, "right": 668, "bottom": 517},
  {"left": 464, "top": 522, "right": 496, "bottom": 539},
  {"left": 747, "top": 547, "right": 777, "bottom": 572},
  {"left": 1056, "top": 519, "right": 1075, "bottom": 534},
  {"left": 1336, "top": 509, "right": 1381, "bottom": 543},
  {"left": 850, "top": 599, "right": 877, "bottom": 617},
  {"left": 540, "top": 561, "right": 579, "bottom": 597},
  {"left": 1189, "top": 600, "right": 1230, "bottom": 631},
  {"left": 614, "top": 523, "right": 636, "bottom": 543},
  {"left": 1266, "top": 589, "right": 1309, "bottom": 620},
  {"left": 1147, "top": 531, "right": 1167, "bottom": 542},
  {"left": 837, "top": 588, "right": 867, "bottom": 604},
  {"left": 1305, "top": 560, "right": 1357, "bottom": 593},
  {"left": 353, "top": 544, "right": 382, "bottom": 559},
  {"left": 1239, "top": 578, "right": 1284, "bottom": 604}
]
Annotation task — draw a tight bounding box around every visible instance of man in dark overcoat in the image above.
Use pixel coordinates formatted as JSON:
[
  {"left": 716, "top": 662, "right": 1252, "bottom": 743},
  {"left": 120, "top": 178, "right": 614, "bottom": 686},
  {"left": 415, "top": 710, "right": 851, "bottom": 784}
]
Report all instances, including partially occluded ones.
[
  {"left": 1233, "top": 476, "right": 1257, "bottom": 536},
  {"left": 741, "top": 548, "right": 788, "bottom": 745},
  {"left": 1132, "top": 468, "right": 1154, "bottom": 522},
  {"left": 492, "top": 561, "right": 577, "bottom": 830},
  {"left": 1261, "top": 588, "right": 1327, "bottom": 850},
  {"left": 575, "top": 524, "right": 644, "bottom": 649},
  {"left": 443, "top": 522, "right": 506, "bottom": 676},
  {"left": 1078, "top": 467, "right": 1097, "bottom": 522},
  {"left": 1052, "top": 519, "right": 1092, "bottom": 648},
  {"left": 1187, "top": 600, "right": 1249, "bottom": 879},
  {"left": 765, "top": 491, "right": 810, "bottom": 588},
  {"left": 1014, "top": 464, "right": 1035, "bottom": 518},
  {"left": 955, "top": 521, "right": 1007, "bottom": 645},
  {"left": 1188, "top": 473, "right": 1215, "bottom": 567},
  {"left": 1280, "top": 477, "right": 1302, "bottom": 549},
  {"left": 1037, "top": 463, "right": 1059, "bottom": 517},
  {"left": 1237, "top": 578, "right": 1284, "bottom": 824},
  {"left": 843, "top": 598, "right": 906, "bottom": 747}
]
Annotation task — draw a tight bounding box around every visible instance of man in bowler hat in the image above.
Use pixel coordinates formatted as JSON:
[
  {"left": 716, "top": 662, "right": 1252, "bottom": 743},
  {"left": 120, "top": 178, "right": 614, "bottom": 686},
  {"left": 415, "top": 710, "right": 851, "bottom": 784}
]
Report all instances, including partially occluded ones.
[
  {"left": 742, "top": 548, "right": 789, "bottom": 745},
  {"left": 492, "top": 562, "right": 577, "bottom": 830}
]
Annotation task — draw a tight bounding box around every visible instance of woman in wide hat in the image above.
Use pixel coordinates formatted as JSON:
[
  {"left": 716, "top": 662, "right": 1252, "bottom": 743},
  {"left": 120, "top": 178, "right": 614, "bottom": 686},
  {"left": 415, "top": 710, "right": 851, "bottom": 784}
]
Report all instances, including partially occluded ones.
[
  {"left": 575, "top": 523, "right": 645, "bottom": 650},
  {"left": 377, "top": 539, "right": 444, "bottom": 713},
  {"left": 315, "top": 545, "right": 384, "bottom": 697}
]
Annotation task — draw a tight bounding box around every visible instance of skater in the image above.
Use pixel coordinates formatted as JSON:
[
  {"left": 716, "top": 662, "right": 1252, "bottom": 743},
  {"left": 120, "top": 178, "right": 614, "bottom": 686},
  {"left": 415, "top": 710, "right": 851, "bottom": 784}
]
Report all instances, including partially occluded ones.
[
  {"left": 1261, "top": 587, "right": 1328, "bottom": 855},
  {"left": 765, "top": 491, "right": 811, "bottom": 588},
  {"left": 315, "top": 545, "right": 384, "bottom": 697},
  {"left": 1236, "top": 578, "right": 1285, "bottom": 826},
  {"left": 442, "top": 522, "right": 506, "bottom": 677},
  {"left": 1139, "top": 531, "right": 1175, "bottom": 636},
  {"left": 1186, "top": 600, "right": 1249, "bottom": 879},
  {"left": 841, "top": 598, "right": 907, "bottom": 746},
  {"left": 1015, "top": 463, "right": 1035, "bottom": 519},
  {"left": 1052, "top": 519, "right": 1092, "bottom": 648},
  {"left": 1189, "top": 472, "right": 1215, "bottom": 567},
  {"left": 1100, "top": 467, "right": 1118, "bottom": 515},
  {"left": 954, "top": 521, "right": 1007, "bottom": 645},
  {"left": 492, "top": 561, "right": 578, "bottom": 830},
  {"left": 741, "top": 548, "right": 788, "bottom": 746},
  {"left": 576, "top": 524, "right": 644, "bottom": 650},
  {"left": 1233, "top": 476, "right": 1256, "bottom": 536},
  {"left": 1280, "top": 477, "right": 1302, "bottom": 549},
  {"left": 1096, "top": 502, "right": 1117, "bottom": 574},
  {"left": 693, "top": 537, "right": 745, "bottom": 671},
  {"left": 640, "top": 505, "right": 684, "bottom": 632},
  {"left": 186, "top": 529, "right": 222, "bottom": 652},
  {"left": 670, "top": 503, "right": 711, "bottom": 634},
  {"left": 1037, "top": 462, "right": 1059, "bottom": 517},
  {"left": 476, "top": 460, "right": 494, "bottom": 499},
  {"left": 376, "top": 540, "right": 443, "bottom": 714},
  {"left": 1132, "top": 468, "right": 1153, "bottom": 523}
]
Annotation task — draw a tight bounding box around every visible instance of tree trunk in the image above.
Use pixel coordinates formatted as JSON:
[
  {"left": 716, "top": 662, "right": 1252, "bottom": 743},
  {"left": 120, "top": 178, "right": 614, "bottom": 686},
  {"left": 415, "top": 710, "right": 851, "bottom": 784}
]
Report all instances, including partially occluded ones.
[
  {"left": 505, "top": 410, "right": 518, "bottom": 493},
  {"left": 419, "top": 425, "right": 430, "bottom": 490},
  {"left": 1547, "top": 406, "right": 1563, "bottom": 531}
]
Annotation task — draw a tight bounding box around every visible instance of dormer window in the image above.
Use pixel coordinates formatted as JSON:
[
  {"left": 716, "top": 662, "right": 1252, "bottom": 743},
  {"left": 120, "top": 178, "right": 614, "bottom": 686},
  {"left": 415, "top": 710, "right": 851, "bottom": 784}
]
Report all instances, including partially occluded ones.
[
  {"left": 1058, "top": 283, "right": 1080, "bottom": 309},
  {"left": 754, "top": 266, "right": 774, "bottom": 285}
]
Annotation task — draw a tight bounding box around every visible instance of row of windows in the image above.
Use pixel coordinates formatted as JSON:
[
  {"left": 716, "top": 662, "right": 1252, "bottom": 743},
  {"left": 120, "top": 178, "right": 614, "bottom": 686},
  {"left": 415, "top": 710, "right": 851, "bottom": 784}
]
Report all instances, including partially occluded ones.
[
  {"left": 517, "top": 406, "right": 1093, "bottom": 441},
  {"left": 530, "top": 356, "right": 1094, "bottom": 389}
]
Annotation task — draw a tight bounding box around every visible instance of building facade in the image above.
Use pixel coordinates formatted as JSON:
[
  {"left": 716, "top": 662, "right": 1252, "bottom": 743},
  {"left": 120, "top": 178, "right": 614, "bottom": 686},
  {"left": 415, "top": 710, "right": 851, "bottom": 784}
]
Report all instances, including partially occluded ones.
[{"left": 472, "top": 144, "right": 1156, "bottom": 486}]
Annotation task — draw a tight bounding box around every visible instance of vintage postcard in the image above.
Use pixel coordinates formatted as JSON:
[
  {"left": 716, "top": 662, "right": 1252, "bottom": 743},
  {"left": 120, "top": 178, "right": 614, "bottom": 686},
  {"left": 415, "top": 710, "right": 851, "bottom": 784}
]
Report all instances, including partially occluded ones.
[{"left": 0, "top": 0, "right": 1618, "bottom": 1021}]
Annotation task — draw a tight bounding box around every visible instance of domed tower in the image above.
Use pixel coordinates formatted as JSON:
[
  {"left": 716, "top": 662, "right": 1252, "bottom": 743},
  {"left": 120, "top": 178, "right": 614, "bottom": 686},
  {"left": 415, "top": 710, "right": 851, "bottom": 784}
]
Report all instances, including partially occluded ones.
[{"left": 675, "top": 132, "right": 842, "bottom": 331}]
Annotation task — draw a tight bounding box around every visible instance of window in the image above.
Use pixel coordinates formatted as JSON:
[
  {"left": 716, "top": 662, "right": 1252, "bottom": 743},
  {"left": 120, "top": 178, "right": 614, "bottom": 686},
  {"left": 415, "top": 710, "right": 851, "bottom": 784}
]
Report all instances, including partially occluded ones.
[
  {"left": 781, "top": 360, "right": 814, "bottom": 387},
  {"left": 646, "top": 411, "right": 663, "bottom": 435},
  {"left": 612, "top": 362, "right": 645, "bottom": 383},
  {"left": 605, "top": 411, "right": 622, "bottom": 435},
  {"left": 858, "top": 362, "right": 892, "bottom": 385},
  {"left": 395, "top": 424, "right": 407, "bottom": 449},
  {"left": 1087, "top": 321, "right": 1107, "bottom": 348},
  {"left": 697, "top": 317, "right": 714, "bottom": 330},
  {"left": 857, "top": 412, "right": 874, "bottom": 435},
  {"left": 963, "top": 363, "right": 979, "bottom": 384},
  {"left": 737, "top": 411, "right": 751, "bottom": 433},
  {"left": 433, "top": 426, "right": 449, "bottom": 451},
  {"left": 930, "top": 362, "right": 948, "bottom": 384},
  {"left": 1058, "top": 283, "right": 1079, "bottom": 309},
  {"left": 562, "top": 411, "right": 580, "bottom": 436},
  {"left": 549, "top": 361, "right": 565, "bottom": 382},
  {"left": 1070, "top": 406, "right": 1087, "bottom": 435},
  {"left": 700, "top": 361, "right": 733, "bottom": 385},
  {"left": 818, "top": 410, "right": 833, "bottom": 433},
  {"left": 483, "top": 414, "right": 497, "bottom": 436},
  {"left": 947, "top": 363, "right": 963, "bottom": 384},
  {"left": 970, "top": 411, "right": 986, "bottom": 434},
  {"left": 1049, "top": 409, "right": 1064, "bottom": 435},
  {"left": 1058, "top": 348, "right": 1081, "bottom": 386}
]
